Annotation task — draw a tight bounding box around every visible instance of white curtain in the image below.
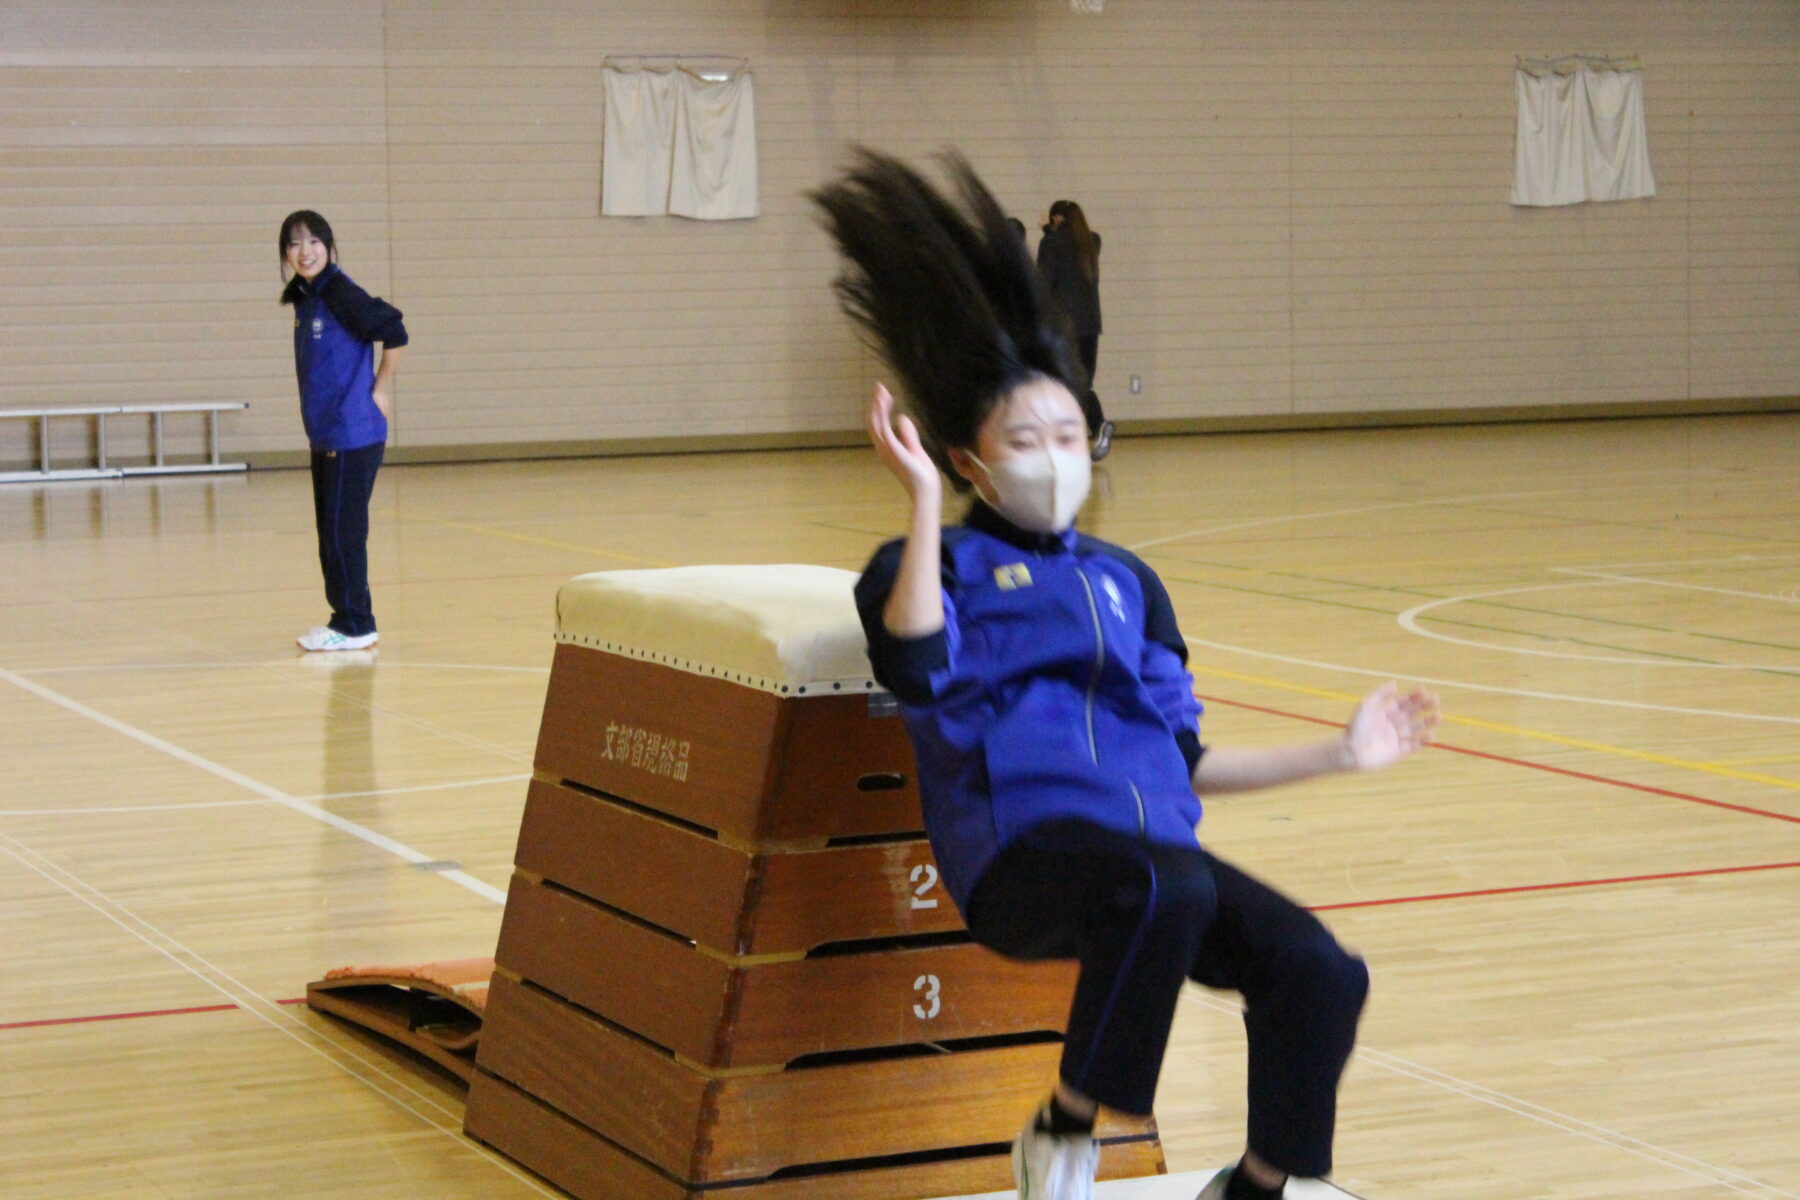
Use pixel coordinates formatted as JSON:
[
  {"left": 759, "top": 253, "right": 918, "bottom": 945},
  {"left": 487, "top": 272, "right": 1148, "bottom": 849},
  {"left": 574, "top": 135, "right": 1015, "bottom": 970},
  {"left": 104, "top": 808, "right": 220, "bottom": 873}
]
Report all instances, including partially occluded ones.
[
  {"left": 601, "top": 68, "right": 677, "bottom": 217},
  {"left": 1511, "top": 61, "right": 1656, "bottom": 207},
  {"left": 602, "top": 63, "right": 759, "bottom": 220}
]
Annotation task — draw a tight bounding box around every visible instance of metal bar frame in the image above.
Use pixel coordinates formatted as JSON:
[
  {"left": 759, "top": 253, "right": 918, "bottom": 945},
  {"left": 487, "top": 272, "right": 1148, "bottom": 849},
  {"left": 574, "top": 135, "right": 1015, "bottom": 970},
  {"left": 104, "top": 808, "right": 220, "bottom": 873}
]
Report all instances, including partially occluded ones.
[{"left": 1, "top": 403, "right": 249, "bottom": 484}]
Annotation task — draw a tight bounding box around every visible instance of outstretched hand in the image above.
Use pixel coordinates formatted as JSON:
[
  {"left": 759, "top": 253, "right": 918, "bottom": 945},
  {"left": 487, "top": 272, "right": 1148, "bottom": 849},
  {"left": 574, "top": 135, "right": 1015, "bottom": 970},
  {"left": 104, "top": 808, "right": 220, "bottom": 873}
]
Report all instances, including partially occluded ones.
[
  {"left": 867, "top": 383, "right": 941, "bottom": 507},
  {"left": 1343, "top": 682, "right": 1440, "bottom": 771}
]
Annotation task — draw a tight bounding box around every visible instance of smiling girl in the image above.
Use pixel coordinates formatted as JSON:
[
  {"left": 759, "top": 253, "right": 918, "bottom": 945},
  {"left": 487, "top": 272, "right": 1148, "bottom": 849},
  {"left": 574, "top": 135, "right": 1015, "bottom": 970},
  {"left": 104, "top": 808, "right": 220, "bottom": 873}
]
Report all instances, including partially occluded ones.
[{"left": 279, "top": 210, "right": 408, "bottom": 652}]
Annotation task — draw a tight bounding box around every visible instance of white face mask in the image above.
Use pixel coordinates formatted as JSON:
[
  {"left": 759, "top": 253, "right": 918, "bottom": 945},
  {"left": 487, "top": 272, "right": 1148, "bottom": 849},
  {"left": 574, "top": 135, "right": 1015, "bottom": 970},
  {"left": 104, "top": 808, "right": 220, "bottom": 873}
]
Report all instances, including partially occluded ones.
[{"left": 970, "top": 446, "right": 1092, "bottom": 534}]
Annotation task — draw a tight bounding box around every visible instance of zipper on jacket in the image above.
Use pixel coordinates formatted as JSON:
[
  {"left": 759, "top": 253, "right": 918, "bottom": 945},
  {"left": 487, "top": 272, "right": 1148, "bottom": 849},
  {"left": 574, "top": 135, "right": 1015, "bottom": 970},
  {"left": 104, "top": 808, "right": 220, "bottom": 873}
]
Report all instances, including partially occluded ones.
[
  {"left": 1128, "top": 780, "right": 1147, "bottom": 837},
  {"left": 1075, "top": 568, "right": 1105, "bottom": 765}
]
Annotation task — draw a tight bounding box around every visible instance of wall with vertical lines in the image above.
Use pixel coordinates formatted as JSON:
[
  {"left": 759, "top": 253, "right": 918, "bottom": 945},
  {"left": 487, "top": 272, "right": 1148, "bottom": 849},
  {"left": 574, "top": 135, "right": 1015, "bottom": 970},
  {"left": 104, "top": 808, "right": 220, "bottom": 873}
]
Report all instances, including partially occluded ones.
[{"left": 3, "top": 0, "right": 1795, "bottom": 467}]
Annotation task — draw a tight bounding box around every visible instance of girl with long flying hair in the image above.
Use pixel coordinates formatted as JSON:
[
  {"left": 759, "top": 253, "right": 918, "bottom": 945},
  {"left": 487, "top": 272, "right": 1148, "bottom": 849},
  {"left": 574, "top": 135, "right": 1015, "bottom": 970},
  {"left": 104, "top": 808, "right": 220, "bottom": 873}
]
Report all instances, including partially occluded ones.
[{"left": 814, "top": 150, "right": 1437, "bottom": 1200}]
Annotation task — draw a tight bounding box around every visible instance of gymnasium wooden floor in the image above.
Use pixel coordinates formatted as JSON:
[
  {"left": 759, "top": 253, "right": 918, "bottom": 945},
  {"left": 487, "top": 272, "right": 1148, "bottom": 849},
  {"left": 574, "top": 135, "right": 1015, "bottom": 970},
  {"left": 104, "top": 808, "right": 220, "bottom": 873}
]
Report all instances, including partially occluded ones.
[{"left": 3, "top": 412, "right": 1796, "bottom": 1200}]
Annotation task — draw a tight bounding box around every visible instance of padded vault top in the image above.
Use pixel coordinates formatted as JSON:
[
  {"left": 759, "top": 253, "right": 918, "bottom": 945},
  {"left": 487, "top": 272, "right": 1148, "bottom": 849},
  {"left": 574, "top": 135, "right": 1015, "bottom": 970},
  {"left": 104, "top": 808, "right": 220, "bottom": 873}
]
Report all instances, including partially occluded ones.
[{"left": 554, "top": 564, "right": 882, "bottom": 695}]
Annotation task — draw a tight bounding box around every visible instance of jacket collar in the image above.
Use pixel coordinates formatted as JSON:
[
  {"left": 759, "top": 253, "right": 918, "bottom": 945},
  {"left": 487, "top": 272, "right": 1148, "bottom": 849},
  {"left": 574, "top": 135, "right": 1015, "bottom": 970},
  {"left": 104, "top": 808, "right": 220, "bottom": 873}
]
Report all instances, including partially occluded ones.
[
  {"left": 963, "top": 499, "right": 1079, "bottom": 555},
  {"left": 282, "top": 262, "right": 339, "bottom": 306}
]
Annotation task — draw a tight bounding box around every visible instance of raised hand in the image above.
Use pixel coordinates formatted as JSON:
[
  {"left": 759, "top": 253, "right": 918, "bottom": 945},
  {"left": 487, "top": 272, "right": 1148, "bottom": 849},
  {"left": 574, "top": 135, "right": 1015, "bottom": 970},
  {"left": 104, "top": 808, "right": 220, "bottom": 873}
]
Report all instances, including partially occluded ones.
[
  {"left": 1343, "top": 682, "right": 1440, "bottom": 771},
  {"left": 867, "top": 382, "right": 941, "bottom": 506}
]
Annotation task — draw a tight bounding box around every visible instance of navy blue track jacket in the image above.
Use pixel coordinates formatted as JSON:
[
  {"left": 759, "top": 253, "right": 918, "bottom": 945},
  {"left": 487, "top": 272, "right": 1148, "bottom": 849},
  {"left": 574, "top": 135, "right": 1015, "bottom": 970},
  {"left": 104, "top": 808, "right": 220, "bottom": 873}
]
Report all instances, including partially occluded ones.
[
  {"left": 282, "top": 263, "right": 408, "bottom": 452},
  {"left": 855, "top": 502, "right": 1205, "bottom": 912}
]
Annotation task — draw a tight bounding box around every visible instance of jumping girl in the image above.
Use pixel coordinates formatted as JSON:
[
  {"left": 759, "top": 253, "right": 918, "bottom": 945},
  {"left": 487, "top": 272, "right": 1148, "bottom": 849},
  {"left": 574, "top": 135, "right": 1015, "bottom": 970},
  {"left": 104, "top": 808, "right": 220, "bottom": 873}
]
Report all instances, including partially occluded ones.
[
  {"left": 813, "top": 151, "right": 1438, "bottom": 1200},
  {"left": 279, "top": 210, "right": 408, "bottom": 652}
]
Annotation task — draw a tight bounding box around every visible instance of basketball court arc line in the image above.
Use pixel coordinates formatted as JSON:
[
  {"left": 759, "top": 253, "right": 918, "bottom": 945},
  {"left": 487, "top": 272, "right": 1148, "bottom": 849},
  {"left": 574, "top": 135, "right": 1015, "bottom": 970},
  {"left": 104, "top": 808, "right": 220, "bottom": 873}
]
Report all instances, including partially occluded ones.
[
  {"left": 1268, "top": 566, "right": 1800, "bottom": 656},
  {"left": 1398, "top": 585, "right": 1800, "bottom": 671},
  {"left": 1157, "top": 565, "right": 1797, "bottom": 670},
  {"left": 1191, "top": 660, "right": 1800, "bottom": 793},
  {"left": 1194, "top": 691, "right": 1800, "bottom": 823},
  {"left": 1558, "top": 567, "right": 1800, "bottom": 605},
  {"left": 1183, "top": 640, "right": 1800, "bottom": 727},
  {"left": 1561, "top": 552, "right": 1800, "bottom": 572},
  {"left": 0, "top": 829, "right": 561, "bottom": 1199},
  {"left": 0, "top": 663, "right": 507, "bottom": 904},
  {"left": 1120, "top": 476, "right": 1755, "bottom": 557},
  {"left": 1124, "top": 485, "right": 1602, "bottom": 552}
]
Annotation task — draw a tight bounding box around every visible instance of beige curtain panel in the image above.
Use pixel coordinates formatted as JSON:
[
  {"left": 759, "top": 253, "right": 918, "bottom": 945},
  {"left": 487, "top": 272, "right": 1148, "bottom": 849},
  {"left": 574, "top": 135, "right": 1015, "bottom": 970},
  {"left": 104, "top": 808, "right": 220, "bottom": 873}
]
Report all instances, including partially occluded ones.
[
  {"left": 1511, "top": 58, "right": 1656, "bottom": 207},
  {"left": 602, "top": 61, "right": 759, "bottom": 220}
]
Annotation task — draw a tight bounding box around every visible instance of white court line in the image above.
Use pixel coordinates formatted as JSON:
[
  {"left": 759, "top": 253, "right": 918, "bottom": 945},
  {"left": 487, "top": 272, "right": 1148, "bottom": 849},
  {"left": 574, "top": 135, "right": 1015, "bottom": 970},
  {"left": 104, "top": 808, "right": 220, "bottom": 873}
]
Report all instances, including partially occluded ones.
[
  {"left": 0, "top": 798, "right": 269, "bottom": 817},
  {"left": 1557, "top": 567, "right": 1800, "bottom": 605},
  {"left": 292, "top": 772, "right": 532, "bottom": 804},
  {"left": 1396, "top": 582, "right": 1800, "bottom": 672},
  {"left": 0, "top": 829, "right": 558, "bottom": 1198},
  {"left": 1560, "top": 552, "right": 1800, "bottom": 572},
  {"left": 16, "top": 656, "right": 539, "bottom": 769},
  {"left": 1126, "top": 485, "right": 1616, "bottom": 553},
  {"left": 1182, "top": 993, "right": 1798, "bottom": 1200},
  {"left": 1182, "top": 637, "right": 1800, "bottom": 725},
  {"left": 0, "top": 664, "right": 506, "bottom": 904},
  {"left": 21, "top": 660, "right": 551, "bottom": 676},
  {"left": 0, "top": 772, "right": 534, "bottom": 817},
  {"left": 944, "top": 1173, "right": 1355, "bottom": 1200},
  {"left": 1350, "top": 1046, "right": 1798, "bottom": 1200}
]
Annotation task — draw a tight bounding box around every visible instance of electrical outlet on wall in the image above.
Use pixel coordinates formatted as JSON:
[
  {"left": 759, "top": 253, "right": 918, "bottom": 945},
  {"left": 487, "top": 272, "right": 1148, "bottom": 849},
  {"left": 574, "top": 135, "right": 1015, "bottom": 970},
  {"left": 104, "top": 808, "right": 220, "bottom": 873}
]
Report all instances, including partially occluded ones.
[{"left": 1129, "top": 374, "right": 1142, "bottom": 394}]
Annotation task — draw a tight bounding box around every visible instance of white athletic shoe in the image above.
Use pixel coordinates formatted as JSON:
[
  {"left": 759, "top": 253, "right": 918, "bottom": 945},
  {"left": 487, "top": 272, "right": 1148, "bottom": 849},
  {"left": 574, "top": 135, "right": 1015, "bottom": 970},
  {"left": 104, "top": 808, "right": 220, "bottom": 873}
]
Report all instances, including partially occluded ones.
[
  {"left": 296, "top": 625, "right": 379, "bottom": 652},
  {"left": 1011, "top": 1108, "right": 1097, "bottom": 1200},
  {"left": 1195, "top": 1167, "right": 1234, "bottom": 1199}
]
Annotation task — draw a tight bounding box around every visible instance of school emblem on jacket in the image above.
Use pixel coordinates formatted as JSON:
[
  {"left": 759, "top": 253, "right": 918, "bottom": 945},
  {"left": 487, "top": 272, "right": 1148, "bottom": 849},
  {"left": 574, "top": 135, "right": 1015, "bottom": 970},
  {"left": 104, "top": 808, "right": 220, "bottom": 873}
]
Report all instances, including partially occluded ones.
[
  {"left": 311, "top": 317, "right": 324, "bottom": 339},
  {"left": 1102, "top": 575, "right": 1126, "bottom": 621},
  {"left": 994, "top": 563, "right": 1032, "bottom": 591}
]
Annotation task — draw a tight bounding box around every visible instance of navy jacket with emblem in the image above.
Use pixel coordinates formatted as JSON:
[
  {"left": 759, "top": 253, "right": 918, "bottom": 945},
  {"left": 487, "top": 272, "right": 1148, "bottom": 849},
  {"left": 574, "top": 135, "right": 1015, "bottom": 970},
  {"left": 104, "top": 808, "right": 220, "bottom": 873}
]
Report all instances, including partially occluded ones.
[
  {"left": 854, "top": 502, "right": 1204, "bottom": 912},
  {"left": 282, "top": 263, "right": 408, "bottom": 452}
]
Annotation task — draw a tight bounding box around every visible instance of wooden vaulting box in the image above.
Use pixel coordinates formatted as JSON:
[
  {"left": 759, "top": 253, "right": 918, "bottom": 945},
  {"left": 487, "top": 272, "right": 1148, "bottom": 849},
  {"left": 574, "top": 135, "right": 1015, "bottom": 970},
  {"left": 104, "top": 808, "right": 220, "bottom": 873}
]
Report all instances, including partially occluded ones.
[{"left": 464, "top": 565, "right": 1165, "bottom": 1199}]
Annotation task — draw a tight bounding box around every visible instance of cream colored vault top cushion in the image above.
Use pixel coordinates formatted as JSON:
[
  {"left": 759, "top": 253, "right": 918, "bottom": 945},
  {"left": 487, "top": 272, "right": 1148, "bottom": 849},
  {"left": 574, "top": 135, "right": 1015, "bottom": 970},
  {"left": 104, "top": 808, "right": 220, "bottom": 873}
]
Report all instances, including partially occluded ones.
[{"left": 554, "top": 565, "right": 879, "bottom": 696}]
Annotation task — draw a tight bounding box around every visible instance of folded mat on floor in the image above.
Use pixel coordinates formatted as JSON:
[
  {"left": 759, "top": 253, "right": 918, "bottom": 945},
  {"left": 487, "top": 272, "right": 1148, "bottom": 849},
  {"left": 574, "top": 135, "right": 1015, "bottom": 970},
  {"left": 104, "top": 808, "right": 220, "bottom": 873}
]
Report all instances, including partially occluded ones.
[{"left": 305, "top": 957, "right": 493, "bottom": 1084}]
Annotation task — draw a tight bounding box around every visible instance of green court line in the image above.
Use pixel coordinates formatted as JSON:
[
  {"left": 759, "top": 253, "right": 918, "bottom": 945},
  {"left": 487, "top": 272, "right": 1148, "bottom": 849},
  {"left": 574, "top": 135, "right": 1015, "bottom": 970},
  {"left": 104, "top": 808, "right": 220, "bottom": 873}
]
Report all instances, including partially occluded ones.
[
  {"left": 1242, "top": 567, "right": 1800, "bottom": 659},
  {"left": 1153, "top": 569, "right": 1798, "bottom": 672}
]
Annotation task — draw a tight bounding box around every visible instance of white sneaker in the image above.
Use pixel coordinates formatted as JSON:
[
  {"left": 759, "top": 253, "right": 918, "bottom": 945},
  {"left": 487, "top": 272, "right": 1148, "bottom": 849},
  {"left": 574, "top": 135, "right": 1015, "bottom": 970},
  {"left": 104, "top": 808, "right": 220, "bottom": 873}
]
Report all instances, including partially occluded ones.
[
  {"left": 1195, "top": 1167, "right": 1234, "bottom": 1199},
  {"left": 296, "top": 626, "right": 379, "bottom": 652},
  {"left": 1011, "top": 1108, "right": 1097, "bottom": 1200}
]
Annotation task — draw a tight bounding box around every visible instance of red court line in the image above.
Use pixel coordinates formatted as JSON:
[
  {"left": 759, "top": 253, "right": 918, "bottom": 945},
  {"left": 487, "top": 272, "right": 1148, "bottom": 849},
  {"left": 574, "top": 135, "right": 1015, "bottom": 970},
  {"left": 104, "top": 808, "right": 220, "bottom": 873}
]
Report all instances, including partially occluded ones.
[
  {"left": 10, "top": 697, "right": 1793, "bottom": 1035},
  {"left": 1195, "top": 692, "right": 1800, "bottom": 826},
  {"left": 1311, "top": 860, "right": 1800, "bottom": 912},
  {"left": 1, "top": 997, "right": 310, "bottom": 1032},
  {"left": 1, "top": 1002, "right": 237, "bottom": 1031}
]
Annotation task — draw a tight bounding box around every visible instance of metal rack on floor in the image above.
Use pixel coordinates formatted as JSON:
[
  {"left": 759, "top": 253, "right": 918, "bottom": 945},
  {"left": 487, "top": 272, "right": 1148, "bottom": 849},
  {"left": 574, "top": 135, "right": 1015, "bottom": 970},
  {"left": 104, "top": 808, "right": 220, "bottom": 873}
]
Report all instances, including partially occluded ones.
[{"left": 0, "top": 402, "right": 249, "bottom": 483}]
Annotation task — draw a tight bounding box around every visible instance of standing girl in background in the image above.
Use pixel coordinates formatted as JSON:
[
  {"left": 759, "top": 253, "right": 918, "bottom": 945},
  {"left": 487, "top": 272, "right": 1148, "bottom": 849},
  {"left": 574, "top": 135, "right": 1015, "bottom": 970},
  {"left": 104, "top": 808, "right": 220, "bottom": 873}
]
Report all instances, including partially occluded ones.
[
  {"left": 815, "top": 150, "right": 1438, "bottom": 1200},
  {"left": 279, "top": 210, "right": 408, "bottom": 652},
  {"left": 1037, "top": 198, "right": 1112, "bottom": 460}
]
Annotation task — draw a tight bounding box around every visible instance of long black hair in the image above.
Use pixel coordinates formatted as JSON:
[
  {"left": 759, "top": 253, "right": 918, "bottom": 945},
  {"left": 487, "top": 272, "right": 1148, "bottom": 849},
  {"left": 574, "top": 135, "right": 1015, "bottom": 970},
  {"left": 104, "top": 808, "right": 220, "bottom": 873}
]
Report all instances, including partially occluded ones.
[
  {"left": 278, "top": 209, "right": 336, "bottom": 304},
  {"left": 1049, "top": 199, "right": 1098, "bottom": 283},
  {"left": 812, "top": 149, "right": 1080, "bottom": 486}
]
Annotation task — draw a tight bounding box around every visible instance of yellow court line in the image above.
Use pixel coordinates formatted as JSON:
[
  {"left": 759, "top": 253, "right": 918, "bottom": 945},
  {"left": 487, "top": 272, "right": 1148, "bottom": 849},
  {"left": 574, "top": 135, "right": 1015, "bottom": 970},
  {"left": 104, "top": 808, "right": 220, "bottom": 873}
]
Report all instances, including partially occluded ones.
[
  {"left": 1699, "top": 755, "right": 1800, "bottom": 766},
  {"left": 1188, "top": 663, "right": 1800, "bottom": 795},
  {"left": 413, "top": 518, "right": 676, "bottom": 567}
]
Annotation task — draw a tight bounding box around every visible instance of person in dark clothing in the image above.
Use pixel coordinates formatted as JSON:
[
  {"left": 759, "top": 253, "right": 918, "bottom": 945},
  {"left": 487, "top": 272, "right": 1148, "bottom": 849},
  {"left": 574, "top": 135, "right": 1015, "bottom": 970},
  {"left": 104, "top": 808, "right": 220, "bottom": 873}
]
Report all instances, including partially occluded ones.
[
  {"left": 813, "top": 149, "right": 1439, "bottom": 1200},
  {"left": 1038, "top": 199, "right": 1113, "bottom": 459},
  {"left": 278, "top": 210, "right": 408, "bottom": 652}
]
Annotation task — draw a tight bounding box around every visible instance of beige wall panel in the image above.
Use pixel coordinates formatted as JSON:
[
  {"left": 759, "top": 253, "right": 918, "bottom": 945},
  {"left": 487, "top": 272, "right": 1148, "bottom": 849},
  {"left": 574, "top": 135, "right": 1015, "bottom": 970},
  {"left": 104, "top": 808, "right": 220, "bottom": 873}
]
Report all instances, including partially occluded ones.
[{"left": 2, "top": 0, "right": 1795, "bottom": 464}]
